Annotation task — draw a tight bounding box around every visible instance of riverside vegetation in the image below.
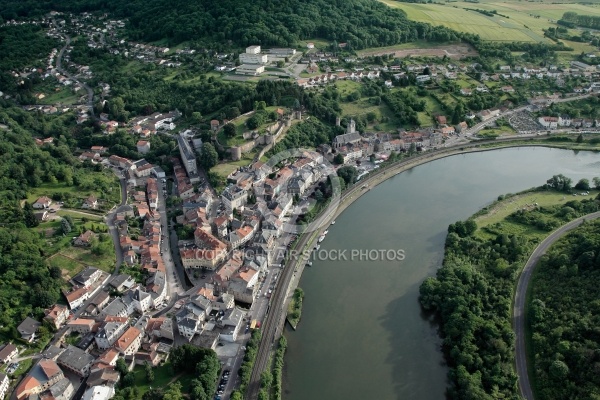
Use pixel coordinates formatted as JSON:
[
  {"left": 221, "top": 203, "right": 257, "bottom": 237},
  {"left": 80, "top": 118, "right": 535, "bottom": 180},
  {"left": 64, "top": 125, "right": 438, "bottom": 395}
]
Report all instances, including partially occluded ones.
[
  {"left": 419, "top": 177, "right": 600, "bottom": 399},
  {"left": 529, "top": 219, "right": 600, "bottom": 399}
]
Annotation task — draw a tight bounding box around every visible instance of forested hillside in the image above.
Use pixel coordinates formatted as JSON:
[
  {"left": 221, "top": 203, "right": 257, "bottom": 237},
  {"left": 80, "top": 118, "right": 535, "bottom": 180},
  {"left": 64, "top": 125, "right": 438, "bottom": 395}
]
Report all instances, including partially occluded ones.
[
  {"left": 0, "top": 0, "right": 461, "bottom": 48},
  {"left": 420, "top": 193, "right": 600, "bottom": 399},
  {"left": 530, "top": 219, "right": 600, "bottom": 399},
  {"left": 0, "top": 105, "right": 112, "bottom": 338}
]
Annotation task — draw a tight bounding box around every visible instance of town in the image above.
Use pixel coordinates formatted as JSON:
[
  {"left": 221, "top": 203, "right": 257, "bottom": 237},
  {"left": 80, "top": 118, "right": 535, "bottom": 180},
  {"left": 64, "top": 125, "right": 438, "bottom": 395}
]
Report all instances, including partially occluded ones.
[{"left": 3, "top": 5, "right": 600, "bottom": 400}]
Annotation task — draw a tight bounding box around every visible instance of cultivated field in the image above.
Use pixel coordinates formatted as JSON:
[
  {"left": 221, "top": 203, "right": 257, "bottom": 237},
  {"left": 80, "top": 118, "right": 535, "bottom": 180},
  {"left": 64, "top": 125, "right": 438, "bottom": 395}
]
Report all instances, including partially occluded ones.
[
  {"left": 357, "top": 42, "right": 476, "bottom": 58},
  {"left": 379, "top": 0, "right": 600, "bottom": 42}
]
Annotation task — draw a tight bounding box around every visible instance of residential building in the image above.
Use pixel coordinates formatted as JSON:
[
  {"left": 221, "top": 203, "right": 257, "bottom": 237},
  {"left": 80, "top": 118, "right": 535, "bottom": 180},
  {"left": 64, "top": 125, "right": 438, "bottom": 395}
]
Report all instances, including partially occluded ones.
[
  {"left": 73, "top": 266, "right": 102, "bottom": 287},
  {"left": 218, "top": 307, "right": 245, "bottom": 342},
  {"left": 32, "top": 196, "right": 52, "bottom": 209},
  {"left": 0, "top": 343, "right": 18, "bottom": 364},
  {"left": 130, "top": 288, "right": 152, "bottom": 314},
  {"left": 0, "top": 372, "right": 8, "bottom": 400},
  {"left": 538, "top": 116, "right": 558, "bottom": 129},
  {"left": 100, "top": 297, "right": 134, "bottom": 318},
  {"left": 137, "top": 140, "right": 151, "bottom": 154},
  {"left": 82, "top": 195, "right": 98, "bottom": 209},
  {"left": 109, "top": 274, "right": 135, "bottom": 292},
  {"left": 176, "top": 132, "right": 198, "bottom": 178},
  {"left": 221, "top": 186, "right": 248, "bottom": 211},
  {"left": 83, "top": 385, "right": 115, "bottom": 400},
  {"left": 114, "top": 326, "right": 142, "bottom": 355},
  {"left": 74, "top": 230, "right": 95, "bottom": 247},
  {"left": 15, "top": 359, "right": 64, "bottom": 400},
  {"left": 177, "top": 317, "right": 200, "bottom": 341},
  {"left": 95, "top": 319, "right": 128, "bottom": 350},
  {"left": 67, "top": 318, "right": 96, "bottom": 334},
  {"left": 57, "top": 345, "right": 95, "bottom": 377},
  {"left": 17, "top": 317, "right": 41, "bottom": 342},
  {"left": 64, "top": 286, "right": 90, "bottom": 309},
  {"left": 44, "top": 305, "right": 69, "bottom": 330}
]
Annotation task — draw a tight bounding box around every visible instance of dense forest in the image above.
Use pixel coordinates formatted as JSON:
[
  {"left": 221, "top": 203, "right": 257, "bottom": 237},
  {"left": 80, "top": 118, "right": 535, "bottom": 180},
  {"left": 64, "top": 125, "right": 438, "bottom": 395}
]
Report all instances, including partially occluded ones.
[
  {"left": 530, "top": 219, "right": 600, "bottom": 399},
  {"left": 560, "top": 11, "right": 600, "bottom": 30},
  {"left": 419, "top": 188, "right": 600, "bottom": 399},
  {"left": 0, "top": 24, "right": 58, "bottom": 94},
  {"left": 0, "top": 0, "right": 462, "bottom": 48},
  {"left": 0, "top": 104, "right": 121, "bottom": 337}
]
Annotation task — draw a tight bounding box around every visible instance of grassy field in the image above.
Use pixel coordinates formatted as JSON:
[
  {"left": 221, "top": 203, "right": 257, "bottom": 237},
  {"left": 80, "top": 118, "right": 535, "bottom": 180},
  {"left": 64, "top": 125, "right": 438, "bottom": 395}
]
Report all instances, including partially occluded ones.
[
  {"left": 336, "top": 81, "right": 402, "bottom": 131},
  {"left": 132, "top": 363, "right": 195, "bottom": 399},
  {"left": 475, "top": 189, "right": 598, "bottom": 234},
  {"left": 212, "top": 151, "right": 258, "bottom": 179},
  {"left": 379, "top": 0, "right": 600, "bottom": 42},
  {"left": 37, "top": 89, "right": 80, "bottom": 105}
]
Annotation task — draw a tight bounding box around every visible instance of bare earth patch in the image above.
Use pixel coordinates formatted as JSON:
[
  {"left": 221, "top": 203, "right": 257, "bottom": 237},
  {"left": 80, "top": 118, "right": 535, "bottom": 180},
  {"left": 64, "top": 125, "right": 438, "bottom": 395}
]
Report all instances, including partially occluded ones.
[{"left": 358, "top": 43, "right": 477, "bottom": 59}]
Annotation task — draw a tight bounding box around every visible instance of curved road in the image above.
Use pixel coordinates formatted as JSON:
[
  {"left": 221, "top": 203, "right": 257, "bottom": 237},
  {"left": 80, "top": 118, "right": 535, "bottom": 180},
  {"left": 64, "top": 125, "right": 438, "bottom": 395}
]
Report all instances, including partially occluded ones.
[
  {"left": 53, "top": 20, "right": 96, "bottom": 119},
  {"left": 514, "top": 211, "right": 600, "bottom": 400}
]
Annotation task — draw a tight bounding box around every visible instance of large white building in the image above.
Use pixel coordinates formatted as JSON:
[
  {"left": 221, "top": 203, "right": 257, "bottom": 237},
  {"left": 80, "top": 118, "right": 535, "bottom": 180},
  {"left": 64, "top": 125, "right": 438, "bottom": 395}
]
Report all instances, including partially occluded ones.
[
  {"left": 240, "top": 45, "right": 267, "bottom": 64},
  {"left": 236, "top": 64, "right": 265, "bottom": 76}
]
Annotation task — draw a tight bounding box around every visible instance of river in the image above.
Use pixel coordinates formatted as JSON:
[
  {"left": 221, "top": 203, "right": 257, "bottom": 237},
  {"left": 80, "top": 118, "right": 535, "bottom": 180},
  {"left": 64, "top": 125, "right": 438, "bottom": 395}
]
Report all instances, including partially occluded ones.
[{"left": 283, "top": 147, "right": 600, "bottom": 400}]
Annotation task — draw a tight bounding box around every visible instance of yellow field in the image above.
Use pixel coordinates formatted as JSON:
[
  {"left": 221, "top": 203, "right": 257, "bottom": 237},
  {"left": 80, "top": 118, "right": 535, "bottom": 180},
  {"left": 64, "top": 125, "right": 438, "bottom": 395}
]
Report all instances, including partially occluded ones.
[{"left": 379, "top": 0, "right": 600, "bottom": 42}]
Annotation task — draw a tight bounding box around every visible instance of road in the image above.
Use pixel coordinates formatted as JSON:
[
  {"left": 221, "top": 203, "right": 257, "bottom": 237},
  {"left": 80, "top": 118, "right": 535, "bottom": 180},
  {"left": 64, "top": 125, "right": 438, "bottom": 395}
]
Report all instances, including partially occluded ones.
[
  {"left": 244, "top": 132, "right": 599, "bottom": 399},
  {"left": 52, "top": 20, "right": 96, "bottom": 118},
  {"left": 106, "top": 171, "right": 127, "bottom": 274},
  {"left": 465, "top": 94, "right": 593, "bottom": 136},
  {"left": 514, "top": 211, "right": 600, "bottom": 400},
  {"left": 156, "top": 179, "right": 186, "bottom": 297}
]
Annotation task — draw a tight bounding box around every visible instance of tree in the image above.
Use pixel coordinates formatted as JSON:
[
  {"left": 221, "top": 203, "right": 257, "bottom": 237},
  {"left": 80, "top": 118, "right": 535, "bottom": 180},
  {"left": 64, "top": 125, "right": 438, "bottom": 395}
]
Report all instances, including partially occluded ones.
[
  {"left": 576, "top": 133, "right": 584, "bottom": 143},
  {"left": 191, "top": 112, "right": 202, "bottom": 124},
  {"left": 142, "top": 388, "right": 165, "bottom": 400},
  {"left": 199, "top": 143, "right": 218, "bottom": 171},
  {"left": 145, "top": 362, "right": 154, "bottom": 383},
  {"left": 593, "top": 177, "right": 600, "bottom": 189},
  {"left": 575, "top": 178, "right": 590, "bottom": 191},
  {"left": 163, "top": 382, "right": 184, "bottom": 400},
  {"left": 115, "top": 358, "right": 128, "bottom": 375},
  {"left": 546, "top": 174, "right": 572, "bottom": 192},
  {"left": 61, "top": 218, "right": 72, "bottom": 234},
  {"left": 223, "top": 123, "right": 236, "bottom": 138},
  {"left": 337, "top": 166, "right": 358, "bottom": 185},
  {"left": 23, "top": 202, "right": 38, "bottom": 228},
  {"left": 333, "top": 153, "right": 344, "bottom": 165}
]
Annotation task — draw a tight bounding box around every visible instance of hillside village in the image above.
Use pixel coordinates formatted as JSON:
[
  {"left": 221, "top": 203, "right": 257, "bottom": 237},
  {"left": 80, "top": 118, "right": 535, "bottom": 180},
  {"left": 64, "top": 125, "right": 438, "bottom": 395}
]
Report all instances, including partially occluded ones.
[{"left": 4, "top": 5, "right": 600, "bottom": 400}]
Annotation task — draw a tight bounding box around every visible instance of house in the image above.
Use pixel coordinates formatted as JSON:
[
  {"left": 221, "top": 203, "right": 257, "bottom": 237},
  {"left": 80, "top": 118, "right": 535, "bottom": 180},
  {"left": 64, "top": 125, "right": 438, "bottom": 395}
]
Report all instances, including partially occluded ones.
[
  {"left": 460, "top": 88, "right": 472, "bottom": 96},
  {"left": 33, "top": 196, "right": 52, "bottom": 209},
  {"left": 74, "top": 230, "right": 95, "bottom": 247},
  {"left": 455, "top": 121, "right": 469, "bottom": 134},
  {"left": 0, "top": 372, "right": 9, "bottom": 400},
  {"left": 114, "top": 326, "right": 142, "bottom": 355},
  {"left": 82, "top": 195, "right": 98, "bottom": 209},
  {"left": 136, "top": 140, "right": 151, "bottom": 154},
  {"left": 0, "top": 343, "right": 18, "bottom": 364},
  {"left": 17, "top": 317, "right": 41, "bottom": 342},
  {"left": 436, "top": 115, "right": 447, "bottom": 125},
  {"left": 501, "top": 86, "right": 514, "bottom": 93},
  {"left": 64, "top": 286, "right": 90, "bottom": 310},
  {"left": 72, "top": 266, "right": 102, "bottom": 287},
  {"left": 83, "top": 385, "right": 115, "bottom": 400},
  {"left": 95, "top": 319, "right": 129, "bottom": 350},
  {"left": 177, "top": 317, "right": 200, "bottom": 341},
  {"left": 67, "top": 318, "right": 96, "bottom": 334},
  {"left": 57, "top": 345, "right": 95, "bottom": 377},
  {"left": 109, "top": 274, "right": 135, "bottom": 292},
  {"left": 15, "top": 359, "right": 65, "bottom": 400},
  {"left": 538, "top": 116, "right": 558, "bottom": 129},
  {"left": 44, "top": 305, "right": 70, "bottom": 330},
  {"left": 34, "top": 211, "right": 49, "bottom": 223}
]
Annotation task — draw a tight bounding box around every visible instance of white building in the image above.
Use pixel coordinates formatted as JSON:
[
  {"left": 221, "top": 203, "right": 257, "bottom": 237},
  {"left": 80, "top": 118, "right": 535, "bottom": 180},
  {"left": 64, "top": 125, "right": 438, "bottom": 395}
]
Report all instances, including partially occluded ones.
[
  {"left": 538, "top": 116, "right": 558, "bottom": 129},
  {"left": 0, "top": 372, "right": 9, "bottom": 400},
  {"left": 236, "top": 64, "right": 265, "bottom": 76},
  {"left": 240, "top": 46, "right": 267, "bottom": 64},
  {"left": 83, "top": 385, "right": 115, "bottom": 400},
  {"left": 221, "top": 186, "right": 248, "bottom": 211}
]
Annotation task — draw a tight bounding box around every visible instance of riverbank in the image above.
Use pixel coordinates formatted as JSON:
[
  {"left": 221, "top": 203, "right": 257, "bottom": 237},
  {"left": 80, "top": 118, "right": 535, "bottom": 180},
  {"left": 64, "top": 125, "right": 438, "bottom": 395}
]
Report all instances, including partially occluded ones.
[
  {"left": 286, "top": 288, "right": 304, "bottom": 330},
  {"left": 419, "top": 183, "right": 600, "bottom": 398},
  {"left": 279, "top": 134, "right": 600, "bottom": 335}
]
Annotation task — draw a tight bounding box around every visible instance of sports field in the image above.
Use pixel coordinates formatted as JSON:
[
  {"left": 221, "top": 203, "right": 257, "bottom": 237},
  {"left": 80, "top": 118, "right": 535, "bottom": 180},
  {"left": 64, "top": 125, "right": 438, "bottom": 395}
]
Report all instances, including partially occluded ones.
[{"left": 379, "top": 0, "right": 600, "bottom": 42}]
